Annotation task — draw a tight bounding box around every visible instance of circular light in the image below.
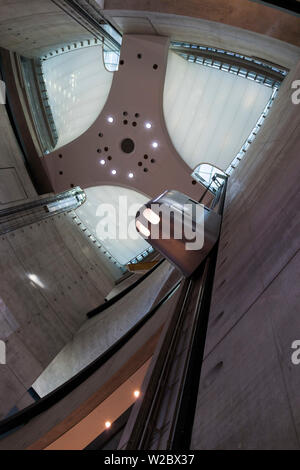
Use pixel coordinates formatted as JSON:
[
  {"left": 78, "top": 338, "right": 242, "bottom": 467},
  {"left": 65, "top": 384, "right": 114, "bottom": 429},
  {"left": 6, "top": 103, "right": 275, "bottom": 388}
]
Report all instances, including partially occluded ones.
[
  {"left": 105, "top": 421, "right": 111, "bottom": 429},
  {"left": 111, "top": 169, "right": 117, "bottom": 175},
  {"left": 128, "top": 172, "right": 134, "bottom": 179},
  {"left": 100, "top": 159, "right": 105, "bottom": 165},
  {"left": 152, "top": 141, "right": 158, "bottom": 148},
  {"left": 107, "top": 116, "right": 114, "bottom": 123},
  {"left": 133, "top": 390, "right": 140, "bottom": 398},
  {"left": 145, "top": 122, "right": 152, "bottom": 129}
]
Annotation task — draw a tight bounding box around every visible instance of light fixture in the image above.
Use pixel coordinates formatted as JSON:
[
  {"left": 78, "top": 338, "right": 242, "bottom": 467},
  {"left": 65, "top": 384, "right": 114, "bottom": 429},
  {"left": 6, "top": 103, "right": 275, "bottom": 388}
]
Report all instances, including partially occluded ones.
[
  {"left": 111, "top": 169, "right": 117, "bottom": 175},
  {"left": 136, "top": 220, "right": 150, "bottom": 237},
  {"left": 152, "top": 141, "right": 158, "bottom": 148},
  {"left": 100, "top": 159, "right": 105, "bottom": 165},
  {"left": 128, "top": 172, "right": 134, "bottom": 179},
  {"left": 107, "top": 116, "right": 114, "bottom": 123},
  {"left": 28, "top": 274, "right": 45, "bottom": 289},
  {"left": 143, "top": 208, "right": 160, "bottom": 225},
  {"left": 105, "top": 421, "right": 111, "bottom": 429},
  {"left": 145, "top": 122, "right": 152, "bottom": 129},
  {"left": 133, "top": 390, "right": 140, "bottom": 398}
]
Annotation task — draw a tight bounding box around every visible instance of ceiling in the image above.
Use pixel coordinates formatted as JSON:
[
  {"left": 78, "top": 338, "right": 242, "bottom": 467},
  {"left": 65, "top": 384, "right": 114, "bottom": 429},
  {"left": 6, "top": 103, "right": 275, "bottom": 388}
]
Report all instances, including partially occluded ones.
[
  {"left": 43, "top": 44, "right": 113, "bottom": 148},
  {"left": 75, "top": 185, "right": 150, "bottom": 265},
  {"left": 163, "top": 51, "right": 273, "bottom": 172}
]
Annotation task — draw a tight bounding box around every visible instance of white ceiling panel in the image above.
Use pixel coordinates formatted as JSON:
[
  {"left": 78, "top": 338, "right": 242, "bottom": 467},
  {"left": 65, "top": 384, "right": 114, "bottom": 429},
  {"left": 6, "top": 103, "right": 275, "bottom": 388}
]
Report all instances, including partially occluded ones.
[
  {"left": 163, "top": 51, "right": 273, "bottom": 172},
  {"left": 75, "top": 185, "right": 150, "bottom": 265},
  {"left": 42, "top": 45, "right": 113, "bottom": 149}
]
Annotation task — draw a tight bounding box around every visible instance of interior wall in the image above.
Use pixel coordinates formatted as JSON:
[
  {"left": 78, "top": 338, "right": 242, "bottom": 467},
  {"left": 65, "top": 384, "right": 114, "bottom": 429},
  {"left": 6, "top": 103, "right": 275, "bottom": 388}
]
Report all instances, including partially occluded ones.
[
  {"left": 191, "top": 59, "right": 300, "bottom": 450},
  {"left": 0, "top": 209, "right": 118, "bottom": 420},
  {"left": 32, "top": 261, "right": 175, "bottom": 397},
  {"left": 0, "top": 0, "right": 93, "bottom": 58},
  {"left": 0, "top": 103, "right": 36, "bottom": 208},
  {"left": 103, "top": 0, "right": 300, "bottom": 48},
  {"left": 0, "top": 283, "right": 181, "bottom": 450},
  {"left": 103, "top": 8, "right": 300, "bottom": 69}
]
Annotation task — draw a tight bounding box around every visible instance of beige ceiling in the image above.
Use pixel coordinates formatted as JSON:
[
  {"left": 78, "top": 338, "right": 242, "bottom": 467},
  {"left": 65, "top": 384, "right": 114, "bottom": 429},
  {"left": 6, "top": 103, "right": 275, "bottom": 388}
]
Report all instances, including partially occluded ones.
[
  {"left": 0, "top": 0, "right": 93, "bottom": 58},
  {"left": 103, "top": 0, "right": 300, "bottom": 47},
  {"left": 103, "top": 8, "right": 300, "bottom": 68}
]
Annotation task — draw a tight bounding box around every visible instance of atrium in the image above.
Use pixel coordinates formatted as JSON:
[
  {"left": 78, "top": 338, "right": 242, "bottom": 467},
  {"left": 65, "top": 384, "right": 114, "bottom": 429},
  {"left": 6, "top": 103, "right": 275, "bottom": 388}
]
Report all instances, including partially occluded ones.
[{"left": 0, "top": 0, "right": 299, "bottom": 452}]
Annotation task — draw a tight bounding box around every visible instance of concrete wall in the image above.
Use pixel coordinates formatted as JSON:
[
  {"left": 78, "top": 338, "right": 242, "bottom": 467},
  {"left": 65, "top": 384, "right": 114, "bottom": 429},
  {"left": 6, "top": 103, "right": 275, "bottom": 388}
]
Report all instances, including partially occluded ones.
[
  {"left": 0, "top": 209, "right": 119, "bottom": 420},
  {"left": 0, "top": 91, "right": 126, "bottom": 419},
  {"left": 103, "top": 0, "right": 300, "bottom": 48},
  {"left": 0, "top": 0, "right": 93, "bottom": 58},
  {"left": 32, "top": 261, "right": 177, "bottom": 397},
  {"left": 103, "top": 3, "right": 300, "bottom": 69},
  {"left": 191, "top": 60, "right": 300, "bottom": 449},
  {"left": 0, "top": 281, "right": 181, "bottom": 450},
  {"left": 0, "top": 104, "right": 36, "bottom": 208}
]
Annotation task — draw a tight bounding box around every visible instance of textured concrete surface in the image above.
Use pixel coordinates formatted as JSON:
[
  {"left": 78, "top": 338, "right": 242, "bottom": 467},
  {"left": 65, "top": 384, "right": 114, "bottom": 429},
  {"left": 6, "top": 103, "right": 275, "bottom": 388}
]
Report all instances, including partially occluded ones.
[
  {"left": 191, "top": 60, "right": 300, "bottom": 450},
  {"left": 103, "top": 7, "right": 300, "bottom": 68},
  {"left": 0, "top": 210, "right": 119, "bottom": 419},
  {"left": 104, "top": 0, "right": 300, "bottom": 47},
  {"left": 0, "top": 285, "right": 181, "bottom": 450},
  {"left": 0, "top": 0, "right": 93, "bottom": 58},
  {"left": 33, "top": 261, "right": 177, "bottom": 396},
  {"left": 0, "top": 104, "right": 36, "bottom": 207}
]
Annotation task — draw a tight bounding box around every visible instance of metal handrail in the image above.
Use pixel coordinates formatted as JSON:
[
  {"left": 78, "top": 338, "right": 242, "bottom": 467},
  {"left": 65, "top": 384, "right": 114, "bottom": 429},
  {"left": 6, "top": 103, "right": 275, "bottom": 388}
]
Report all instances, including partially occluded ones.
[
  {"left": 119, "top": 178, "right": 228, "bottom": 450},
  {"left": 0, "top": 279, "right": 182, "bottom": 438},
  {"left": 87, "top": 258, "right": 165, "bottom": 318},
  {"left": 0, "top": 181, "right": 226, "bottom": 440},
  {"left": 0, "top": 187, "right": 85, "bottom": 218}
]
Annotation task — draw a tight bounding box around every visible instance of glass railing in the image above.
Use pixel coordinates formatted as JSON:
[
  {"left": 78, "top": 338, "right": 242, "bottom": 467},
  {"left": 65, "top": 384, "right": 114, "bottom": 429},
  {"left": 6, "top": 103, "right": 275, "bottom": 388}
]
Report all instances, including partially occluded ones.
[
  {"left": 0, "top": 180, "right": 226, "bottom": 446},
  {"left": 0, "top": 187, "right": 85, "bottom": 235},
  {"left": 170, "top": 41, "right": 288, "bottom": 89}
]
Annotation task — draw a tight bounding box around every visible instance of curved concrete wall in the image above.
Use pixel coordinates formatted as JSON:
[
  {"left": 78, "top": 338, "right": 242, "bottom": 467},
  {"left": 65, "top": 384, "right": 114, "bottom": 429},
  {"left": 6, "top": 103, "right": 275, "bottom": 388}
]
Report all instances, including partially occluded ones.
[
  {"left": 0, "top": 0, "right": 94, "bottom": 58},
  {"left": 103, "top": 7, "right": 300, "bottom": 68},
  {"left": 33, "top": 261, "right": 177, "bottom": 396},
  {"left": 0, "top": 104, "right": 36, "bottom": 208},
  {"left": 192, "top": 60, "right": 300, "bottom": 450},
  {"left": 0, "top": 281, "right": 181, "bottom": 450},
  {"left": 0, "top": 209, "right": 119, "bottom": 419},
  {"left": 103, "top": 0, "right": 300, "bottom": 48}
]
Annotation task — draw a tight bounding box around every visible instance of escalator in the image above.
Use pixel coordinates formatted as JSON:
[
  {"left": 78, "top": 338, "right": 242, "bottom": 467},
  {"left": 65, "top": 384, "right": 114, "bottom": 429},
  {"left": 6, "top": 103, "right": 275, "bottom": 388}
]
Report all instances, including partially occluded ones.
[{"left": 0, "top": 176, "right": 227, "bottom": 450}]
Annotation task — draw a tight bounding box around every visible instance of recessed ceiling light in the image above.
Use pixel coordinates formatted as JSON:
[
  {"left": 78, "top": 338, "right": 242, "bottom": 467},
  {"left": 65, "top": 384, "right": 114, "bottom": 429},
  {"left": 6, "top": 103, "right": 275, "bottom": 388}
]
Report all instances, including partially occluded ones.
[
  {"left": 107, "top": 116, "right": 114, "bottom": 123},
  {"left": 133, "top": 390, "right": 140, "bottom": 398},
  {"left": 100, "top": 159, "right": 105, "bottom": 165},
  {"left": 152, "top": 141, "right": 158, "bottom": 148},
  {"left": 105, "top": 421, "right": 111, "bottom": 429},
  {"left": 145, "top": 122, "right": 152, "bottom": 129},
  {"left": 111, "top": 169, "right": 117, "bottom": 175},
  {"left": 128, "top": 172, "right": 134, "bottom": 178}
]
